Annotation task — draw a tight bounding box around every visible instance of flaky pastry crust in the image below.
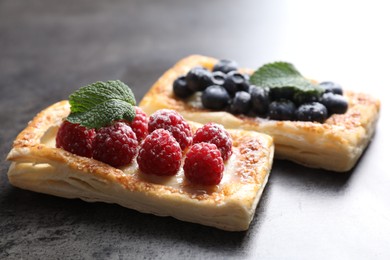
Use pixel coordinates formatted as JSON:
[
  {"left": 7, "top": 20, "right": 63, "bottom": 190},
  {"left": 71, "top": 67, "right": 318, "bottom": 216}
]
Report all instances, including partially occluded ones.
[
  {"left": 6, "top": 101, "right": 274, "bottom": 231},
  {"left": 139, "top": 55, "right": 380, "bottom": 172}
]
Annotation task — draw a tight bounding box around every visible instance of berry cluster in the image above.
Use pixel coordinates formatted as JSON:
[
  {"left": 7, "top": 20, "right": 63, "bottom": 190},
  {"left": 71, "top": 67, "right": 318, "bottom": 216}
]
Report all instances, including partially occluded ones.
[
  {"left": 56, "top": 106, "right": 148, "bottom": 167},
  {"left": 139, "top": 110, "right": 231, "bottom": 185},
  {"left": 173, "top": 59, "right": 349, "bottom": 123},
  {"left": 56, "top": 108, "right": 232, "bottom": 186}
]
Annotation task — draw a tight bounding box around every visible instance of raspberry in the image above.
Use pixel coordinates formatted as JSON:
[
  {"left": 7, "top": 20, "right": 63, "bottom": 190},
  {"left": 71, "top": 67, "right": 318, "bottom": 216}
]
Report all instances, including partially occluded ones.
[
  {"left": 92, "top": 122, "right": 138, "bottom": 167},
  {"left": 184, "top": 143, "right": 224, "bottom": 185},
  {"left": 122, "top": 106, "right": 148, "bottom": 141},
  {"left": 56, "top": 120, "right": 96, "bottom": 158},
  {"left": 148, "top": 109, "right": 192, "bottom": 150},
  {"left": 193, "top": 123, "right": 232, "bottom": 161},
  {"left": 137, "top": 129, "right": 182, "bottom": 176}
]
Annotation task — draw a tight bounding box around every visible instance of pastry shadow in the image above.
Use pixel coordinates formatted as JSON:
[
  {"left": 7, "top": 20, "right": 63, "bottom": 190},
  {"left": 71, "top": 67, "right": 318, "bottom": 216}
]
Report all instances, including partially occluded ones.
[
  {"left": 270, "top": 131, "right": 376, "bottom": 193},
  {"left": 270, "top": 159, "right": 353, "bottom": 192}
]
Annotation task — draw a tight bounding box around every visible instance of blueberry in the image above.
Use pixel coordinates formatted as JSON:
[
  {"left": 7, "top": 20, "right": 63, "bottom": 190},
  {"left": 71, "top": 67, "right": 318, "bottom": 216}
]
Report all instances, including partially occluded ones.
[
  {"left": 249, "top": 85, "right": 270, "bottom": 115},
  {"left": 173, "top": 75, "right": 194, "bottom": 99},
  {"left": 230, "top": 91, "right": 251, "bottom": 115},
  {"left": 223, "top": 71, "right": 250, "bottom": 96},
  {"left": 211, "top": 71, "right": 226, "bottom": 86},
  {"left": 295, "top": 102, "right": 328, "bottom": 123},
  {"left": 293, "top": 91, "right": 320, "bottom": 105},
  {"left": 319, "top": 81, "right": 343, "bottom": 95},
  {"left": 270, "top": 87, "right": 295, "bottom": 100},
  {"left": 213, "top": 59, "right": 238, "bottom": 74},
  {"left": 268, "top": 99, "right": 296, "bottom": 121},
  {"left": 320, "top": 92, "right": 348, "bottom": 114},
  {"left": 201, "top": 85, "right": 230, "bottom": 110},
  {"left": 186, "top": 67, "right": 213, "bottom": 92}
]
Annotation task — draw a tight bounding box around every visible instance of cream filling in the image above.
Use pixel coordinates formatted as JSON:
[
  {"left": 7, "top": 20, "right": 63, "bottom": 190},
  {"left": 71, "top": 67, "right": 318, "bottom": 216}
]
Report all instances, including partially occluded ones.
[{"left": 186, "top": 92, "right": 203, "bottom": 109}]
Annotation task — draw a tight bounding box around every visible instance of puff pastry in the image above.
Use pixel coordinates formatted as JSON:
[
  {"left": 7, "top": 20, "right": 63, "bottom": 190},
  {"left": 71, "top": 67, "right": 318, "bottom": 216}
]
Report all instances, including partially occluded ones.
[
  {"left": 139, "top": 55, "right": 381, "bottom": 172},
  {"left": 6, "top": 101, "right": 274, "bottom": 231}
]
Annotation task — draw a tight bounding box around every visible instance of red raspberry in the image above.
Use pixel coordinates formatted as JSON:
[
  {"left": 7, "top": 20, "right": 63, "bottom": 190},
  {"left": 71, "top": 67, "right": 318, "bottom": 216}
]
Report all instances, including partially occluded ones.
[
  {"left": 122, "top": 106, "right": 148, "bottom": 141},
  {"left": 148, "top": 109, "right": 192, "bottom": 150},
  {"left": 137, "top": 129, "right": 182, "bottom": 176},
  {"left": 92, "top": 122, "right": 138, "bottom": 167},
  {"left": 184, "top": 143, "right": 224, "bottom": 185},
  {"left": 193, "top": 123, "right": 232, "bottom": 161},
  {"left": 56, "top": 120, "right": 96, "bottom": 158}
]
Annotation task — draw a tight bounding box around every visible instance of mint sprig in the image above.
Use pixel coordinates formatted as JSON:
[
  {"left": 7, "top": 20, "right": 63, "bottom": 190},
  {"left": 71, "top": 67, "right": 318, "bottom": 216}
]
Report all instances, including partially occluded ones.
[
  {"left": 249, "top": 62, "right": 324, "bottom": 95},
  {"left": 66, "top": 80, "right": 136, "bottom": 129}
]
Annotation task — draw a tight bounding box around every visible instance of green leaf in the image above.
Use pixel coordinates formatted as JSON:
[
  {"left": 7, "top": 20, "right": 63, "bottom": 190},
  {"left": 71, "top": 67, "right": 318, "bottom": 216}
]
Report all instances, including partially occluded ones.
[
  {"left": 249, "top": 62, "right": 324, "bottom": 95},
  {"left": 67, "top": 80, "right": 136, "bottom": 129}
]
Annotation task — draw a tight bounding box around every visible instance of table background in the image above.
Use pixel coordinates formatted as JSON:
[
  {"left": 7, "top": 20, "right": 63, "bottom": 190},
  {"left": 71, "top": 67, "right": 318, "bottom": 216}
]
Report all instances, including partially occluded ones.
[{"left": 1, "top": 0, "right": 389, "bottom": 259}]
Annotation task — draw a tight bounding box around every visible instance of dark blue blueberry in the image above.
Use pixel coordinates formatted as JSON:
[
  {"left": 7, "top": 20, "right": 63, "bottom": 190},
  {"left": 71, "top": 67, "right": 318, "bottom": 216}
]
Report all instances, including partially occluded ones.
[
  {"left": 212, "top": 59, "right": 238, "bottom": 74},
  {"left": 268, "top": 99, "right": 296, "bottom": 121},
  {"left": 295, "top": 102, "right": 328, "bottom": 123},
  {"left": 223, "top": 71, "right": 250, "bottom": 96},
  {"left": 319, "top": 81, "right": 343, "bottom": 95},
  {"left": 320, "top": 92, "right": 348, "bottom": 114},
  {"left": 249, "top": 85, "right": 270, "bottom": 115},
  {"left": 173, "top": 75, "right": 194, "bottom": 99},
  {"left": 230, "top": 91, "right": 251, "bottom": 115},
  {"left": 186, "top": 67, "right": 213, "bottom": 92},
  {"left": 270, "top": 87, "right": 295, "bottom": 100},
  {"left": 211, "top": 71, "right": 226, "bottom": 86},
  {"left": 201, "top": 85, "right": 230, "bottom": 110}
]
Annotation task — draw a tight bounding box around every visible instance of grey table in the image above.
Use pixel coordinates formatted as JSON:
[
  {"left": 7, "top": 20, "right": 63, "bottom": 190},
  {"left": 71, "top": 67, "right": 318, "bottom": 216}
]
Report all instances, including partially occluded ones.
[{"left": 1, "top": 1, "right": 389, "bottom": 259}]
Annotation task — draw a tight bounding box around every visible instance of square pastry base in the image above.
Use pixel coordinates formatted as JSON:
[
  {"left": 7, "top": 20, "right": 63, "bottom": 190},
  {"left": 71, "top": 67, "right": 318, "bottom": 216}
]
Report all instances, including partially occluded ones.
[
  {"left": 139, "top": 55, "right": 380, "bottom": 172},
  {"left": 7, "top": 101, "right": 274, "bottom": 231}
]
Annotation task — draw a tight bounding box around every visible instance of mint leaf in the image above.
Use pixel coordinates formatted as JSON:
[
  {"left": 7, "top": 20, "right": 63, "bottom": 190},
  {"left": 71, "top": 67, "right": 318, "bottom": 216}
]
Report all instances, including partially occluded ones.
[
  {"left": 67, "top": 80, "right": 136, "bottom": 129},
  {"left": 69, "top": 80, "right": 136, "bottom": 113},
  {"left": 249, "top": 62, "right": 324, "bottom": 95}
]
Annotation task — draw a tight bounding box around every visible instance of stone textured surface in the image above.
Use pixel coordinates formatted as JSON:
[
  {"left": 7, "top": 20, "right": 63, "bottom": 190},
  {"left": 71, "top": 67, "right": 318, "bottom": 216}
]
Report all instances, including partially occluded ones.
[{"left": 1, "top": 1, "right": 389, "bottom": 259}]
